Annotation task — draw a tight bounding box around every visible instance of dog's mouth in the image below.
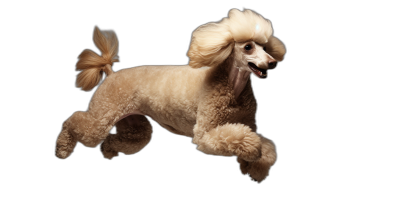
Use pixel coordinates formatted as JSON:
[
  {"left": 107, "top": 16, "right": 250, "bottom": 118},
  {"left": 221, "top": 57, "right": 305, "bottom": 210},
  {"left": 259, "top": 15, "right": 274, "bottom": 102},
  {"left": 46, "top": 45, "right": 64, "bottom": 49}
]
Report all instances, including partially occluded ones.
[{"left": 248, "top": 62, "right": 267, "bottom": 78}]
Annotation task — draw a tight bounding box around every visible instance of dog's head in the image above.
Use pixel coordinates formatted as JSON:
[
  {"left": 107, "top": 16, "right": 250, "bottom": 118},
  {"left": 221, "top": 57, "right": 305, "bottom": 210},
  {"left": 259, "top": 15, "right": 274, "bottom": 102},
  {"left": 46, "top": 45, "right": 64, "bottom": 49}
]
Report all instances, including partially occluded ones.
[{"left": 188, "top": 9, "right": 286, "bottom": 78}]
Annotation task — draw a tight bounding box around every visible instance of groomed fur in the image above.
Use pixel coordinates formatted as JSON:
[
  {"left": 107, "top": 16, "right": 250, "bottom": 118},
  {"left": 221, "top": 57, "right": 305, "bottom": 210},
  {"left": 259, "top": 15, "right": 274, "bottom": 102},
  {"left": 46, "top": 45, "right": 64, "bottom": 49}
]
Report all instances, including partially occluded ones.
[
  {"left": 228, "top": 9, "right": 273, "bottom": 43},
  {"left": 188, "top": 9, "right": 286, "bottom": 68},
  {"left": 56, "top": 9, "right": 286, "bottom": 182},
  {"left": 76, "top": 27, "right": 119, "bottom": 91},
  {"left": 264, "top": 36, "right": 286, "bottom": 61},
  {"left": 187, "top": 22, "right": 234, "bottom": 68}
]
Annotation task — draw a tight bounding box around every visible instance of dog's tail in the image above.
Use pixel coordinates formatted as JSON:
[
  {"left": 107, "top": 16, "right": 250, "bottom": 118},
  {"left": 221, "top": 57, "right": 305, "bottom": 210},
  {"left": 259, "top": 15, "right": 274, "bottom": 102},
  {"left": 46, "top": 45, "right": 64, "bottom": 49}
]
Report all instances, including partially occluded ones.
[{"left": 75, "top": 26, "right": 119, "bottom": 91}]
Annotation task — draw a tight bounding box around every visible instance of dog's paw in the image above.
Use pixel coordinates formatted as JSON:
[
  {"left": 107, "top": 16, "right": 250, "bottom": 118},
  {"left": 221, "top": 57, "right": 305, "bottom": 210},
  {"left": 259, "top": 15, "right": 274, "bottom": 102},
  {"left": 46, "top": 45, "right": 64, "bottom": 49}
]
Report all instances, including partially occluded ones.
[
  {"left": 101, "top": 149, "right": 118, "bottom": 160},
  {"left": 237, "top": 157, "right": 250, "bottom": 174},
  {"left": 100, "top": 138, "right": 119, "bottom": 160},
  {"left": 55, "top": 130, "right": 76, "bottom": 159},
  {"left": 244, "top": 136, "right": 277, "bottom": 182},
  {"left": 229, "top": 130, "right": 262, "bottom": 162},
  {"left": 237, "top": 155, "right": 271, "bottom": 183},
  {"left": 206, "top": 123, "right": 262, "bottom": 161},
  {"left": 56, "top": 146, "right": 72, "bottom": 159}
]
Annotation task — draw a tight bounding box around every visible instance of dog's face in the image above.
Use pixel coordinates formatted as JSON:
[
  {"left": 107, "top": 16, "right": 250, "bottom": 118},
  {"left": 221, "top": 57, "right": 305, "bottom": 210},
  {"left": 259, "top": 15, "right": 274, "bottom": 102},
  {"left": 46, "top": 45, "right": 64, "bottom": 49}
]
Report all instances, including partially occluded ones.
[{"left": 233, "top": 41, "right": 277, "bottom": 78}]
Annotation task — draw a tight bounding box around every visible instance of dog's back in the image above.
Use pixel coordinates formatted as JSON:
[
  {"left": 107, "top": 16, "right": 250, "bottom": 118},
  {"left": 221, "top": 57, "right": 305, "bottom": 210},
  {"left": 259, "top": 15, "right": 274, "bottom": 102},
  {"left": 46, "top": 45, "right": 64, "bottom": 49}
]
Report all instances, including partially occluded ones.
[{"left": 94, "top": 64, "right": 208, "bottom": 136}]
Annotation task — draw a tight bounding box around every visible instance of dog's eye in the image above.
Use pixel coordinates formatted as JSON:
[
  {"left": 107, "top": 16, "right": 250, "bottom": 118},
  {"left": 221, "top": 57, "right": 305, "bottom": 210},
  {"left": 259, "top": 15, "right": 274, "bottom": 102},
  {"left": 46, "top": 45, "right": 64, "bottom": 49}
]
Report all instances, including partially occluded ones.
[{"left": 244, "top": 45, "right": 252, "bottom": 51}]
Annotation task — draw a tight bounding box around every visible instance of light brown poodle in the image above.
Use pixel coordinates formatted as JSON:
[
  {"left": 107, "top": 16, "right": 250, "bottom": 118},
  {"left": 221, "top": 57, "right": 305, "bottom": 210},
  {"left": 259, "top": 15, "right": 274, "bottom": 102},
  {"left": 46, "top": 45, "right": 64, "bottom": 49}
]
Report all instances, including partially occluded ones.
[{"left": 56, "top": 9, "right": 286, "bottom": 182}]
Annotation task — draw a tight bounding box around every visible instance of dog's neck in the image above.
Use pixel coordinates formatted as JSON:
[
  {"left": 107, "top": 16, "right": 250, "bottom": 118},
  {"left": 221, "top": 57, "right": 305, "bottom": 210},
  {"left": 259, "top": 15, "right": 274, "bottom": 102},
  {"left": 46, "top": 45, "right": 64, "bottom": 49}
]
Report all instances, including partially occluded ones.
[
  {"left": 206, "top": 52, "right": 252, "bottom": 101},
  {"left": 228, "top": 63, "right": 251, "bottom": 100},
  {"left": 223, "top": 52, "right": 251, "bottom": 100}
]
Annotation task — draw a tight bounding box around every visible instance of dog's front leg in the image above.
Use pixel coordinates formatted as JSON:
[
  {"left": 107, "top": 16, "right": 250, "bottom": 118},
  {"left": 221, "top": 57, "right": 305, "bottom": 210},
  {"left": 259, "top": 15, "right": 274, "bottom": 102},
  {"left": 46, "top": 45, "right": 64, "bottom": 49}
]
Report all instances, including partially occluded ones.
[
  {"left": 192, "top": 106, "right": 262, "bottom": 162},
  {"left": 237, "top": 135, "right": 277, "bottom": 182},
  {"left": 191, "top": 94, "right": 278, "bottom": 182},
  {"left": 194, "top": 123, "right": 262, "bottom": 161}
]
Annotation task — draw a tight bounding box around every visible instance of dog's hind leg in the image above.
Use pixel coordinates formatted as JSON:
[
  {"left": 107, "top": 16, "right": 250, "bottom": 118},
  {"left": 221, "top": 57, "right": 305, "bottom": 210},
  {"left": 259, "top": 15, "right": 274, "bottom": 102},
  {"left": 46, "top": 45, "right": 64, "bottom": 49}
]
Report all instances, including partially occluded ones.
[
  {"left": 100, "top": 115, "right": 152, "bottom": 159},
  {"left": 56, "top": 109, "right": 119, "bottom": 159}
]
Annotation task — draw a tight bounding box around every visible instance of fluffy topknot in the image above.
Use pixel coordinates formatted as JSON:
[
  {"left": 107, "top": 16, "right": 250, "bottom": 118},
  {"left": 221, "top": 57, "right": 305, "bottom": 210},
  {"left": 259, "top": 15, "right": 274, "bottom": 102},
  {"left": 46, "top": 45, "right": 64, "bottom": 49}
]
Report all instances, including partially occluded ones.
[
  {"left": 228, "top": 9, "right": 273, "bottom": 44},
  {"left": 187, "top": 9, "right": 285, "bottom": 68}
]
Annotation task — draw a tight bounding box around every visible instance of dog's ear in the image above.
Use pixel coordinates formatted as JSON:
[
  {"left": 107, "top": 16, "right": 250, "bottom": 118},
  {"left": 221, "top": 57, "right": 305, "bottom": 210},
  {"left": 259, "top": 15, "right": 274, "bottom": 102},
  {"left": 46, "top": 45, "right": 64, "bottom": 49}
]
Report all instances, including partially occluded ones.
[
  {"left": 264, "top": 36, "right": 286, "bottom": 61},
  {"left": 187, "top": 22, "right": 234, "bottom": 68}
]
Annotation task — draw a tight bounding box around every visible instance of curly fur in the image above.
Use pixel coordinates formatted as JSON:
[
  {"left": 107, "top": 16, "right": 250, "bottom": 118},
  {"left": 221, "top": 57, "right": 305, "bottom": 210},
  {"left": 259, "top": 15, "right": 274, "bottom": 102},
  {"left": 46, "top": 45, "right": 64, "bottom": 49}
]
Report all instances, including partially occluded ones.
[{"left": 55, "top": 9, "right": 286, "bottom": 183}]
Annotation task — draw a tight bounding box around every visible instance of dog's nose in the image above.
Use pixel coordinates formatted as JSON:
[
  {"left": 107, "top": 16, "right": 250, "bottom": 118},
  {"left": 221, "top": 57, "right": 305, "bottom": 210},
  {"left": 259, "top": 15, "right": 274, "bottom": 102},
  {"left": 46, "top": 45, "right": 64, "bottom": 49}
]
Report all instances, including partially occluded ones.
[{"left": 268, "top": 61, "right": 277, "bottom": 69}]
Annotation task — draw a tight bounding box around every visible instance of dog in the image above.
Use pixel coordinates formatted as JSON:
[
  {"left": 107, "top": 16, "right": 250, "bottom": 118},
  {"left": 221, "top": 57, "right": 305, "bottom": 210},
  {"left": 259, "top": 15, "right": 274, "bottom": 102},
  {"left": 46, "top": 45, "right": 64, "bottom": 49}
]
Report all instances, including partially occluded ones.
[{"left": 56, "top": 9, "right": 286, "bottom": 182}]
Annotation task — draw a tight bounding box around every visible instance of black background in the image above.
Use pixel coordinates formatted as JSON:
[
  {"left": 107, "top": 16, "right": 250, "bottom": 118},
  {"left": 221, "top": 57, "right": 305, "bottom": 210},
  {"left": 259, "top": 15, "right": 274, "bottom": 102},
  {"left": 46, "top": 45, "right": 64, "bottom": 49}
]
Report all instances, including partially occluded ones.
[{"left": 14, "top": 2, "right": 360, "bottom": 218}]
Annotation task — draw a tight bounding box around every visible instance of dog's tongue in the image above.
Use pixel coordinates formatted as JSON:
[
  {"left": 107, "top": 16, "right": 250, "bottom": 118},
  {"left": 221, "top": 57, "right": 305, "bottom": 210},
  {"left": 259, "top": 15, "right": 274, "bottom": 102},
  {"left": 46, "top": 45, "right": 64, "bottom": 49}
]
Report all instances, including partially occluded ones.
[
  {"left": 249, "top": 65, "right": 262, "bottom": 78},
  {"left": 248, "top": 63, "right": 267, "bottom": 78},
  {"left": 254, "top": 69, "right": 262, "bottom": 77}
]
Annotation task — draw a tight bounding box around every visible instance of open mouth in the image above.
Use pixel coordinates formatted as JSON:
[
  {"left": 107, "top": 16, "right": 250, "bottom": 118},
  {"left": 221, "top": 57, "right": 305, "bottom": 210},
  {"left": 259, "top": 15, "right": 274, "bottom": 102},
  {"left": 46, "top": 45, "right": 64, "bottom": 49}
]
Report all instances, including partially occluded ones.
[{"left": 248, "top": 62, "right": 267, "bottom": 78}]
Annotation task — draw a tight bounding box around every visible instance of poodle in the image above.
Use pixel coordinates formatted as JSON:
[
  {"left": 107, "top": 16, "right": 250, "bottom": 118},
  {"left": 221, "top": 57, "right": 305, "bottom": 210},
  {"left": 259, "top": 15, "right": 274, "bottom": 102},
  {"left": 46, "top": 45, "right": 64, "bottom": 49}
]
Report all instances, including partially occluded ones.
[{"left": 55, "top": 9, "right": 286, "bottom": 182}]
